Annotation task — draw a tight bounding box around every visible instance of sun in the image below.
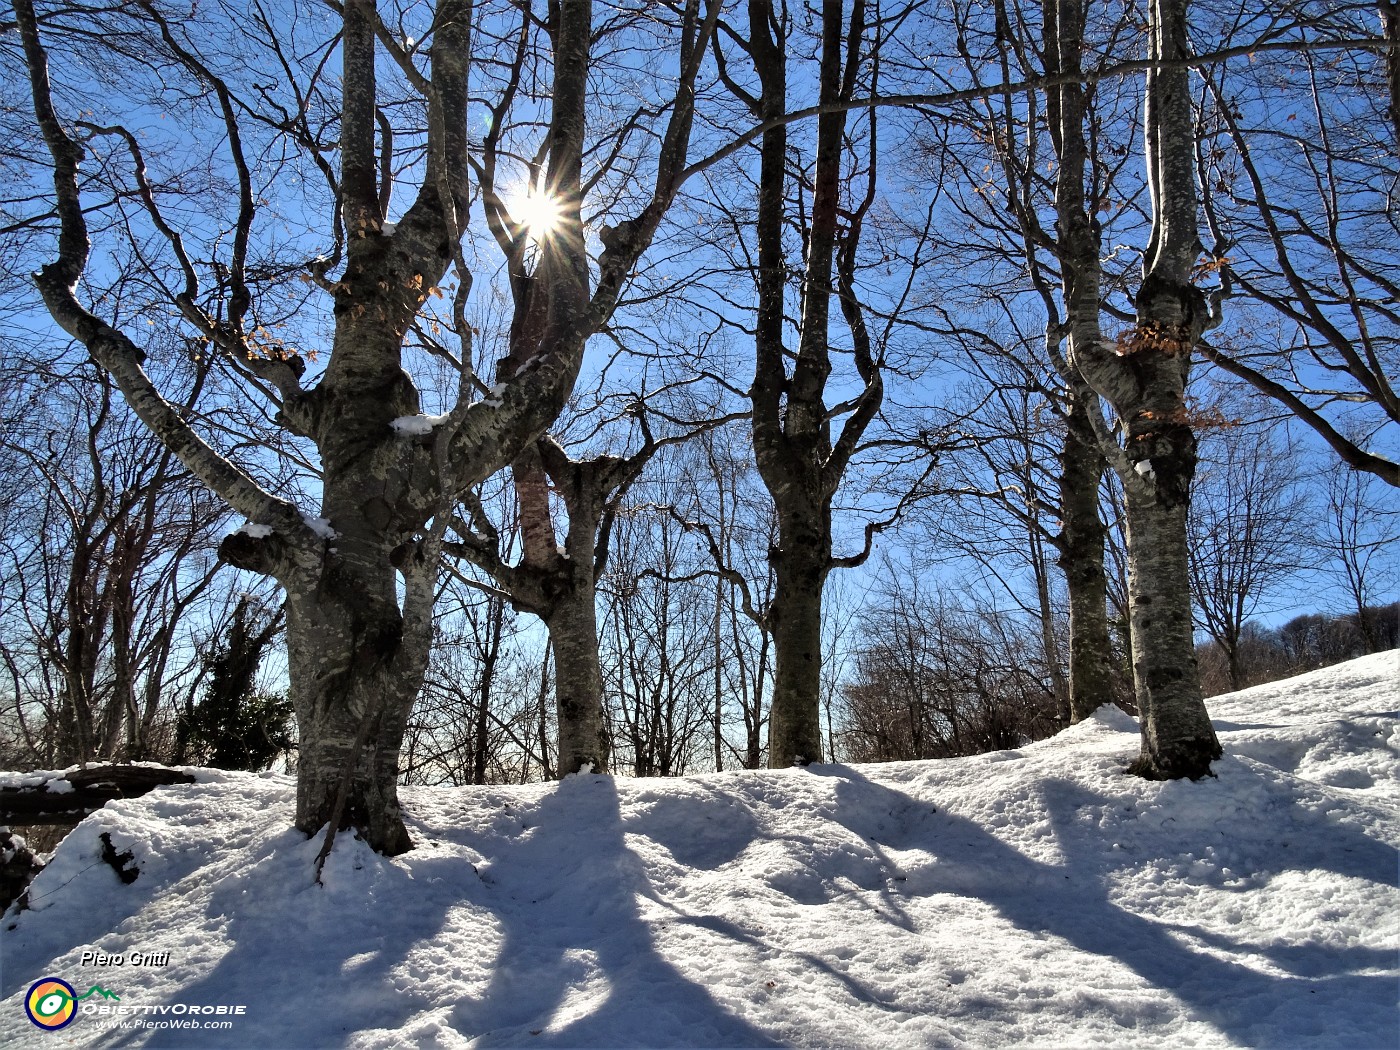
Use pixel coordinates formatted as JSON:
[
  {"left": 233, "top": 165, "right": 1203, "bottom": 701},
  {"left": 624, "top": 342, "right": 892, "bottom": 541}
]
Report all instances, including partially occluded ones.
[{"left": 509, "top": 188, "right": 564, "bottom": 243}]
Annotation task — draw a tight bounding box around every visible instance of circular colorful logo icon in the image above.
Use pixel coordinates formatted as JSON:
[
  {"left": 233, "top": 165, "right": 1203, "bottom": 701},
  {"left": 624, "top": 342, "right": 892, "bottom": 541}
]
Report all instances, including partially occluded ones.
[{"left": 25, "top": 977, "right": 77, "bottom": 1030}]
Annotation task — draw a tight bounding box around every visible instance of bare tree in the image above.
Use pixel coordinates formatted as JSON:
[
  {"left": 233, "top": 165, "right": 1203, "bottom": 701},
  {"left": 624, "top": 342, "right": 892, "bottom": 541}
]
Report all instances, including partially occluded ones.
[
  {"left": 436, "top": 0, "right": 722, "bottom": 777},
  {"left": 447, "top": 402, "right": 723, "bottom": 776},
  {"left": 838, "top": 577, "right": 1060, "bottom": 763},
  {"left": 1188, "top": 422, "right": 1313, "bottom": 690},
  {"left": 667, "top": 422, "right": 778, "bottom": 770},
  {"left": 724, "top": 0, "right": 891, "bottom": 766},
  {"left": 403, "top": 579, "right": 552, "bottom": 787},
  {"left": 911, "top": 0, "right": 1141, "bottom": 725},
  {"left": 1321, "top": 461, "right": 1400, "bottom": 652},
  {"left": 0, "top": 354, "right": 225, "bottom": 767},
  {"left": 921, "top": 376, "right": 1074, "bottom": 721},
  {"left": 1047, "top": 0, "right": 1222, "bottom": 778},
  {"left": 14, "top": 0, "right": 717, "bottom": 853},
  {"left": 601, "top": 497, "right": 713, "bottom": 778}
]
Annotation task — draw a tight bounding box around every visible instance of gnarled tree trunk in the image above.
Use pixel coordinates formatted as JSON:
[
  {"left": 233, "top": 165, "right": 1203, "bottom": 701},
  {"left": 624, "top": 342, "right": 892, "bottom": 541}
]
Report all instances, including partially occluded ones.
[
  {"left": 281, "top": 565, "right": 424, "bottom": 856},
  {"left": 1115, "top": 284, "right": 1220, "bottom": 779},
  {"left": 1047, "top": 0, "right": 1220, "bottom": 776}
]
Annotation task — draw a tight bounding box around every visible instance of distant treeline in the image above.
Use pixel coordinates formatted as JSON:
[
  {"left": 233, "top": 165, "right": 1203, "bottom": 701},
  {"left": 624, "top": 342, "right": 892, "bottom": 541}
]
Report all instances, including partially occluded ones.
[
  {"left": 1197, "top": 604, "right": 1399, "bottom": 698},
  {"left": 837, "top": 594, "right": 1398, "bottom": 769}
]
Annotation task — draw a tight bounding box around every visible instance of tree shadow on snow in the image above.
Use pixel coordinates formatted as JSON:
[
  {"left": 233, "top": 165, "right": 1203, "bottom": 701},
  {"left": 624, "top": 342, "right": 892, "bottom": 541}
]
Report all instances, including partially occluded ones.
[
  {"left": 73, "top": 753, "right": 1395, "bottom": 1048},
  {"left": 100, "top": 777, "right": 780, "bottom": 1049},
  {"left": 809, "top": 763, "right": 1397, "bottom": 1046},
  {"left": 447, "top": 775, "right": 781, "bottom": 1048},
  {"left": 95, "top": 825, "right": 480, "bottom": 1049}
]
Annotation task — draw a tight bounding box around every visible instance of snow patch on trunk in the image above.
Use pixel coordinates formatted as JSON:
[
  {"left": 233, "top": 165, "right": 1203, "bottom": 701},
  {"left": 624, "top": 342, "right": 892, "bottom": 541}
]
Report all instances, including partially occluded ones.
[{"left": 390, "top": 412, "right": 450, "bottom": 436}]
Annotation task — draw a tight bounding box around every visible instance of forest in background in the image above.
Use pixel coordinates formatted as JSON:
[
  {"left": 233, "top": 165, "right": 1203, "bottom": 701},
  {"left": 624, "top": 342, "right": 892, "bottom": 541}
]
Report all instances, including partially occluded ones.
[{"left": 0, "top": 0, "right": 1394, "bottom": 845}]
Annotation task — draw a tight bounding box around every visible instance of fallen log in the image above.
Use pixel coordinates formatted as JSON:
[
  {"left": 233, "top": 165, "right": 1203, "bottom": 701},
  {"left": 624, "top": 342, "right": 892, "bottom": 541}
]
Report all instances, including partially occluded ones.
[{"left": 0, "top": 765, "right": 196, "bottom": 827}]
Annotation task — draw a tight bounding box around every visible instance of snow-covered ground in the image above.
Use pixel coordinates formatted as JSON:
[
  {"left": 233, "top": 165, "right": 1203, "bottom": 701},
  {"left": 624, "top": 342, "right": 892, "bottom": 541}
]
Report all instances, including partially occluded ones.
[{"left": 1, "top": 652, "right": 1396, "bottom": 1048}]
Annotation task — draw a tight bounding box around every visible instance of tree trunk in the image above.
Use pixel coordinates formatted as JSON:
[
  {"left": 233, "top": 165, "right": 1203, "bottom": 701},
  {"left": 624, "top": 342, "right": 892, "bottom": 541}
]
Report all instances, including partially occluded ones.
[
  {"left": 1028, "top": 516, "right": 1070, "bottom": 719},
  {"left": 747, "top": 625, "right": 769, "bottom": 769},
  {"left": 1226, "top": 642, "right": 1245, "bottom": 692},
  {"left": 537, "top": 643, "right": 555, "bottom": 781},
  {"left": 767, "top": 533, "right": 829, "bottom": 767},
  {"left": 1060, "top": 386, "right": 1115, "bottom": 721},
  {"left": 545, "top": 572, "right": 609, "bottom": 776},
  {"left": 1045, "top": 0, "right": 1118, "bottom": 727},
  {"left": 492, "top": 444, "right": 616, "bottom": 779},
  {"left": 1049, "top": 0, "right": 1221, "bottom": 777},
  {"left": 282, "top": 558, "right": 421, "bottom": 856},
  {"left": 472, "top": 597, "right": 504, "bottom": 786},
  {"left": 1122, "top": 440, "right": 1220, "bottom": 778},
  {"left": 714, "top": 561, "right": 725, "bottom": 773}
]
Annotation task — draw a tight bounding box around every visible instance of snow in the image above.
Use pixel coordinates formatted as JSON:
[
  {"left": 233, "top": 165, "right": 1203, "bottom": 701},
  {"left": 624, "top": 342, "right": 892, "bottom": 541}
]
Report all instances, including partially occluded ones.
[
  {"left": 391, "top": 413, "right": 450, "bottom": 436},
  {"left": 0, "top": 772, "right": 52, "bottom": 791},
  {"left": 1134, "top": 459, "right": 1154, "bottom": 477},
  {"left": 301, "top": 515, "right": 337, "bottom": 540},
  {"left": 237, "top": 513, "right": 337, "bottom": 541},
  {"left": 1, "top": 652, "right": 1396, "bottom": 1047},
  {"left": 0, "top": 764, "right": 204, "bottom": 794}
]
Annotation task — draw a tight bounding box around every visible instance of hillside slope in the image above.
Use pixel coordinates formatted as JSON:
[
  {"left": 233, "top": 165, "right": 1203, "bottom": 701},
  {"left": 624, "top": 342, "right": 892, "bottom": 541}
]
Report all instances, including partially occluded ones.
[{"left": 2, "top": 652, "right": 1396, "bottom": 1048}]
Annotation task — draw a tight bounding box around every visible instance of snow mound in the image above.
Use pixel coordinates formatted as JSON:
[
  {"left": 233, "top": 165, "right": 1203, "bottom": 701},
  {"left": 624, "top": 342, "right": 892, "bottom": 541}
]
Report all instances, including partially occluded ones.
[{"left": 1, "top": 652, "right": 1396, "bottom": 1047}]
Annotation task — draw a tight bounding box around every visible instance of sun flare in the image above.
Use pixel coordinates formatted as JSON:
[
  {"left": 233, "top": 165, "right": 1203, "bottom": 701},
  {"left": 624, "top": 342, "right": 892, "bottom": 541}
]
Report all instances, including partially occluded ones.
[{"left": 510, "top": 188, "right": 564, "bottom": 242}]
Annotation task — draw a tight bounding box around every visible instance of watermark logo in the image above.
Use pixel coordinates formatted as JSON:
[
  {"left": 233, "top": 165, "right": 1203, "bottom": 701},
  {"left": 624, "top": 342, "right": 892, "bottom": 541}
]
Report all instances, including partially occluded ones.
[{"left": 24, "top": 978, "right": 120, "bottom": 1031}]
